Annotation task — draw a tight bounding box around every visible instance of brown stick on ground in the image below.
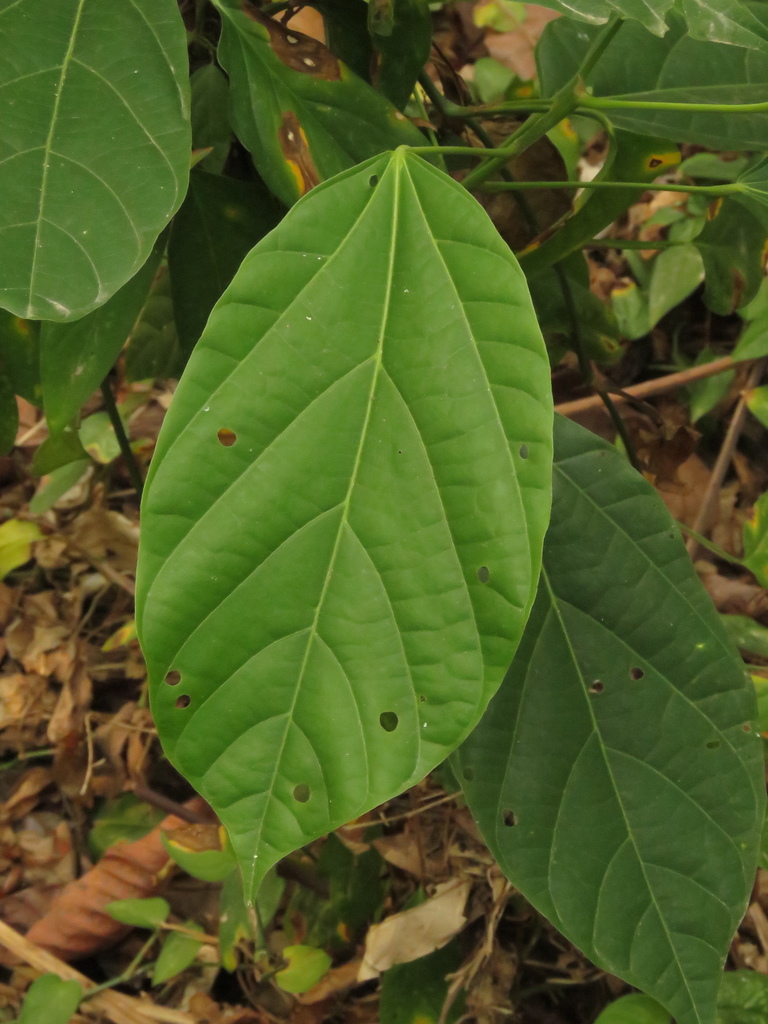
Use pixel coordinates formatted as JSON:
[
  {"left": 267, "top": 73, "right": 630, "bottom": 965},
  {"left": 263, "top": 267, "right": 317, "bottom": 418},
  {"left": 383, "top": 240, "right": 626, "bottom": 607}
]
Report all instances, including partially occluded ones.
[
  {"left": 0, "top": 919, "right": 194, "bottom": 1024},
  {"left": 685, "top": 358, "right": 767, "bottom": 560},
  {"left": 555, "top": 355, "right": 736, "bottom": 417}
]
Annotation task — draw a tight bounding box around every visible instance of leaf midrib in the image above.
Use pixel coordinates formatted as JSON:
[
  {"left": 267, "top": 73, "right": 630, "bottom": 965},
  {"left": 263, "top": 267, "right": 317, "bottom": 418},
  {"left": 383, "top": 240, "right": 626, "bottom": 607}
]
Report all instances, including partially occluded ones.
[
  {"left": 27, "top": 0, "right": 87, "bottom": 314},
  {"left": 241, "top": 156, "right": 402, "bottom": 897}
]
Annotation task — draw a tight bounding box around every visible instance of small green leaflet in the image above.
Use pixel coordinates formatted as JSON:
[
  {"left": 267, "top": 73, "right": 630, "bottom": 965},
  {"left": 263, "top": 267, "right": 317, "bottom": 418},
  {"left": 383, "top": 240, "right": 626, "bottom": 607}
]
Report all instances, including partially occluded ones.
[
  {"left": 137, "top": 149, "right": 553, "bottom": 902},
  {"left": 0, "top": 0, "right": 190, "bottom": 321},
  {"left": 459, "top": 415, "right": 764, "bottom": 1024},
  {"left": 18, "top": 974, "right": 82, "bottom": 1024}
]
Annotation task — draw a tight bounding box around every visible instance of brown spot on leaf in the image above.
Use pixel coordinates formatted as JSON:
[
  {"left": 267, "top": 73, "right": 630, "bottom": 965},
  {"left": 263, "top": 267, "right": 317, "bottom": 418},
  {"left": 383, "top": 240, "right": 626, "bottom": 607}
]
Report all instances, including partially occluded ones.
[
  {"left": 241, "top": 2, "right": 341, "bottom": 80},
  {"left": 278, "top": 111, "right": 319, "bottom": 196}
]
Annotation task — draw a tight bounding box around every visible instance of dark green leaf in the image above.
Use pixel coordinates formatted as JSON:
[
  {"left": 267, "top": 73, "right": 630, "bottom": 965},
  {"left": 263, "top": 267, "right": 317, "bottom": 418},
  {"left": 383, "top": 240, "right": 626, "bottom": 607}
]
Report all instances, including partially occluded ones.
[
  {"left": 0, "top": 313, "right": 41, "bottom": 407},
  {"left": 18, "top": 974, "right": 82, "bottom": 1024},
  {"left": 380, "top": 938, "right": 464, "bottom": 1024},
  {"left": 168, "top": 170, "right": 283, "bottom": 356},
  {"left": 40, "top": 237, "right": 165, "bottom": 433},
  {"left": 136, "top": 150, "right": 553, "bottom": 901},
  {"left": 648, "top": 244, "right": 704, "bottom": 324},
  {"left": 190, "top": 64, "right": 232, "bottom": 174},
  {"left": 369, "top": 0, "right": 432, "bottom": 111},
  {"left": 686, "top": 350, "right": 734, "bottom": 422},
  {"left": 211, "top": 0, "right": 425, "bottom": 206},
  {"left": 537, "top": 10, "right": 768, "bottom": 150},
  {"left": 732, "top": 315, "right": 768, "bottom": 362},
  {"left": 152, "top": 925, "right": 204, "bottom": 985},
  {"left": 0, "top": 368, "right": 18, "bottom": 456},
  {"left": 459, "top": 414, "right": 764, "bottom": 1024},
  {"left": 311, "top": 0, "right": 372, "bottom": 81},
  {"left": 0, "top": 0, "right": 190, "bottom": 322},
  {"left": 124, "top": 265, "right": 180, "bottom": 382},
  {"left": 746, "top": 385, "right": 768, "bottom": 431},
  {"left": 693, "top": 199, "right": 767, "bottom": 316},
  {"left": 219, "top": 868, "right": 259, "bottom": 970}
]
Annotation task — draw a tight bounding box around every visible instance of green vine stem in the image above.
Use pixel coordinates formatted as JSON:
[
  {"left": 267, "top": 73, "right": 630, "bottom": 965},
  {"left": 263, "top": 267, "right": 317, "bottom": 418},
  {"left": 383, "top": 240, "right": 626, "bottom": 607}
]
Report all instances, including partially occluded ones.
[
  {"left": 459, "top": 16, "right": 624, "bottom": 190},
  {"left": 580, "top": 95, "right": 768, "bottom": 115},
  {"left": 479, "top": 178, "right": 735, "bottom": 198},
  {"left": 100, "top": 379, "right": 144, "bottom": 500}
]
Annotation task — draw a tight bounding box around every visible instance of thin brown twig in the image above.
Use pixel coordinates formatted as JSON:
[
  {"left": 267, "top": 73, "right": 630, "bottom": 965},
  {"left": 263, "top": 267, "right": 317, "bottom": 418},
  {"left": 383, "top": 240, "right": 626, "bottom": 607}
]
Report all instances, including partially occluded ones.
[
  {"left": 555, "top": 355, "right": 737, "bottom": 417},
  {"left": 339, "top": 790, "right": 459, "bottom": 831},
  {"left": 131, "top": 783, "right": 210, "bottom": 824},
  {"left": 0, "top": 919, "right": 194, "bottom": 1024},
  {"left": 686, "top": 358, "right": 767, "bottom": 560}
]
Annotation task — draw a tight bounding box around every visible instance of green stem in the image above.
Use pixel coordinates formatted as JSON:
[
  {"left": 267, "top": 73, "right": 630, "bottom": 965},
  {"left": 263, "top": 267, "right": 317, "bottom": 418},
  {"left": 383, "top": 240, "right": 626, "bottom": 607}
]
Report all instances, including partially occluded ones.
[
  {"left": 100, "top": 379, "right": 144, "bottom": 500},
  {"left": 581, "top": 94, "right": 768, "bottom": 114},
  {"left": 583, "top": 237, "right": 677, "bottom": 250},
  {"left": 480, "top": 179, "right": 735, "bottom": 197},
  {"left": 0, "top": 748, "right": 55, "bottom": 773},
  {"left": 80, "top": 934, "right": 158, "bottom": 1001},
  {"left": 674, "top": 522, "right": 746, "bottom": 567},
  {"left": 460, "top": 15, "right": 624, "bottom": 191}
]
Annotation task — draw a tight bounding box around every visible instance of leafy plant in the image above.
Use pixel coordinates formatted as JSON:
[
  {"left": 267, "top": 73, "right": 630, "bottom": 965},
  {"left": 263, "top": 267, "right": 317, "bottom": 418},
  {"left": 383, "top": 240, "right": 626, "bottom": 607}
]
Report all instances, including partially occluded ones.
[{"left": 3, "top": 3, "right": 768, "bottom": 1024}]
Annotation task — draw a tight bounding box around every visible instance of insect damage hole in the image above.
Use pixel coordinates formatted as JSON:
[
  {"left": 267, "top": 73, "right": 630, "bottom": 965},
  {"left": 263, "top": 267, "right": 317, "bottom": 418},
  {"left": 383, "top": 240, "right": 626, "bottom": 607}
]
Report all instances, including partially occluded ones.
[
  {"left": 293, "top": 784, "right": 310, "bottom": 803},
  {"left": 629, "top": 667, "right": 645, "bottom": 681},
  {"left": 175, "top": 694, "right": 191, "bottom": 709},
  {"left": 519, "top": 443, "right": 529, "bottom": 459},
  {"left": 463, "top": 766, "right": 475, "bottom": 782},
  {"left": 165, "top": 670, "right": 181, "bottom": 686},
  {"left": 217, "top": 428, "right": 237, "bottom": 447},
  {"left": 589, "top": 680, "right": 604, "bottom": 694},
  {"left": 369, "top": 174, "right": 379, "bottom": 187},
  {"left": 503, "top": 810, "right": 518, "bottom": 827},
  {"left": 379, "top": 711, "right": 398, "bottom": 732},
  {"left": 706, "top": 739, "right": 721, "bottom": 749},
  {"left": 477, "top": 566, "right": 490, "bottom": 584}
]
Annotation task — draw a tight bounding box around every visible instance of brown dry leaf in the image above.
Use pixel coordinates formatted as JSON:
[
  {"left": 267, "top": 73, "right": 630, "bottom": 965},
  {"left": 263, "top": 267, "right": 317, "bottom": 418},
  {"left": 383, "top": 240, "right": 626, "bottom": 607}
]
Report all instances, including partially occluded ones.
[
  {"left": 1, "top": 768, "right": 52, "bottom": 824},
  {"left": 656, "top": 452, "right": 712, "bottom": 527},
  {"left": 372, "top": 831, "right": 424, "bottom": 877},
  {"left": 96, "top": 702, "right": 156, "bottom": 788},
  {"left": 358, "top": 878, "right": 471, "bottom": 980},
  {"left": 484, "top": 5, "right": 559, "bottom": 80},
  {"left": 25, "top": 797, "right": 208, "bottom": 960},
  {"left": 15, "top": 815, "right": 75, "bottom": 888},
  {"left": 297, "top": 958, "right": 363, "bottom": 1005},
  {"left": 188, "top": 993, "right": 265, "bottom": 1023},
  {"left": 47, "top": 657, "right": 92, "bottom": 744},
  {"left": 0, "top": 673, "right": 54, "bottom": 736},
  {"left": 67, "top": 501, "right": 139, "bottom": 575},
  {"left": 699, "top": 566, "right": 768, "bottom": 617}
]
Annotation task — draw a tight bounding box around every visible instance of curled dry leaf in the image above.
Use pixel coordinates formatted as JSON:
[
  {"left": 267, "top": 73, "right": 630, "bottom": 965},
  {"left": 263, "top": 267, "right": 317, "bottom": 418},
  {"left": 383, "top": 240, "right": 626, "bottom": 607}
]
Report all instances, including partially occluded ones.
[
  {"left": 0, "top": 768, "right": 53, "bottom": 824},
  {"left": 358, "top": 878, "right": 472, "bottom": 981},
  {"left": 25, "top": 798, "right": 208, "bottom": 960}
]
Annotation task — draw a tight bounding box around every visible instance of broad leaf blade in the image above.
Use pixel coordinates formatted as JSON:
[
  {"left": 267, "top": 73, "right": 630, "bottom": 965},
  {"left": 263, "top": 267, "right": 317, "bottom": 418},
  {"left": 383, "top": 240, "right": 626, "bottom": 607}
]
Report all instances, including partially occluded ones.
[
  {"left": 0, "top": 0, "right": 190, "bottom": 322},
  {"left": 211, "top": 0, "right": 425, "bottom": 206},
  {"left": 537, "top": 10, "right": 768, "bottom": 150},
  {"left": 137, "top": 150, "right": 553, "bottom": 901},
  {"left": 459, "top": 415, "right": 764, "bottom": 1024},
  {"left": 369, "top": 0, "right": 433, "bottom": 111}
]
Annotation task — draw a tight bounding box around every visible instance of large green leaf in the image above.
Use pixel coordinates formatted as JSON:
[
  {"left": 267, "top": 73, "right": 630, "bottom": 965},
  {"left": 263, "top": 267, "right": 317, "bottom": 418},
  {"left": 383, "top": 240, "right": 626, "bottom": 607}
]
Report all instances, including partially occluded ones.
[
  {"left": 532, "top": 0, "right": 768, "bottom": 50},
  {"left": 537, "top": 10, "right": 768, "bottom": 150},
  {"left": 168, "top": 170, "right": 283, "bottom": 357},
  {"left": 459, "top": 415, "right": 764, "bottom": 1024},
  {"left": 368, "top": 0, "right": 433, "bottom": 111},
  {"left": 211, "top": 0, "right": 425, "bottom": 207},
  {"left": 0, "top": 0, "right": 191, "bottom": 322},
  {"left": 40, "top": 234, "right": 166, "bottom": 432},
  {"left": 137, "top": 149, "right": 553, "bottom": 901}
]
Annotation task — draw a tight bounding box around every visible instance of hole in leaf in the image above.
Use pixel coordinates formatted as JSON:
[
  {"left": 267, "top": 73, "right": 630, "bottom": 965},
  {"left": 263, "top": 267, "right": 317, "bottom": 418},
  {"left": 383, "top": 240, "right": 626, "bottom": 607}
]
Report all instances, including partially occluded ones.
[
  {"left": 503, "top": 809, "right": 518, "bottom": 827},
  {"left": 743, "top": 723, "right": 752, "bottom": 733},
  {"left": 293, "top": 783, "right": 310, "bottom": 803},
  {"left": 217, "top": 428, "right": 237, "bottom": 447},
  {"left": 706, "top": 739, "right": 720, "bottom": 749},
  {"left": 379, "top": 711, "right": 398, "bottom": 732},
  {"left": 369, "top": 174, "right": 379, "bottom": 187},
  {"left": 165, "top": 670, "right": 181, "bottom": 686},
  {"left": 477, "top": 566, "right": 490, "bottom": 584},
  {"left": 175, "top": 694, "right": 191, "bottom": 709},
  {"left": 519, "top": 443, "right": 529, "bottom": 460},
  {"left": 589, "top": 680, "right": 604, "bottom": 694},
  {"left": 629, "top": 667, "right": 645, "bottom": 681},
  {"left": 463, "top": 767, "right": 475, "bottom": 782},
  {"left": 419, "top": 694, "right": 427, "bottom": 704}
]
